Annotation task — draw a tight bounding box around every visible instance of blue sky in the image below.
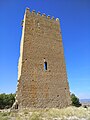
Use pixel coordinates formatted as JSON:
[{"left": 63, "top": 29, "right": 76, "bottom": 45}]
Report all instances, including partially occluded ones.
[{"left": 0, "top": 0, "right": 90, "bottom": 99}]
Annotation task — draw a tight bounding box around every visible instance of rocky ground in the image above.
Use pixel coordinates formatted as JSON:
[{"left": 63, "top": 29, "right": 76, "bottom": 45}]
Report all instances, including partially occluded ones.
[{"left": 0, "top": 106, "right": 90, "bottom": 120}]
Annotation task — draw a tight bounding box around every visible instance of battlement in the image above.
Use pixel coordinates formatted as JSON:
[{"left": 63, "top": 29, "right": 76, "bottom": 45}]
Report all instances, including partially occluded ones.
[{"left": 25, "top": 7, "right": 59, "bottom": 22}]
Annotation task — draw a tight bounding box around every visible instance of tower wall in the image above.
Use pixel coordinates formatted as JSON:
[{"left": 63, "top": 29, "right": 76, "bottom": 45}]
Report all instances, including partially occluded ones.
[{"left": 16, "top": 8, "right": 71, "bottom": 108}]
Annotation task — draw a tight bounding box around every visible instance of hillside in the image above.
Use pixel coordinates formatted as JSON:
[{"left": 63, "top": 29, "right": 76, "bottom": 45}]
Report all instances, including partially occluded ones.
[{"left": 80, "top": 99, "right": 90, "bottom": 107}]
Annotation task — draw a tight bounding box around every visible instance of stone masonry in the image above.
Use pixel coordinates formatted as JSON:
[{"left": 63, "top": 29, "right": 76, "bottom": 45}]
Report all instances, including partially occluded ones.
[{"left": 15, "top": 8, "right": 71, "bottom": 109}]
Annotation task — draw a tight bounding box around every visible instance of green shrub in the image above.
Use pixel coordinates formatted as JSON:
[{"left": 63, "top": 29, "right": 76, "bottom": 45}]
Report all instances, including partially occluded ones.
[
  {"left": 0, "top": 93, "right": 15, "bottom": 109},
  {"left": 71, "top": 94, "right": 81, "bottom": 107}
]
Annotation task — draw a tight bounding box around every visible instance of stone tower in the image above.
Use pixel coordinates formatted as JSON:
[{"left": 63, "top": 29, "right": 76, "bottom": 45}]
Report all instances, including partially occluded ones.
[{"left": 15, "top": 8, "right": 71, "bottom": 109}]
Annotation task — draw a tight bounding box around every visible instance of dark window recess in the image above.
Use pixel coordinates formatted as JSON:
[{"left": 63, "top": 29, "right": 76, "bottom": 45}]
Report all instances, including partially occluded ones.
[
  {"left": 15, "top": 104, "right": 18, "bottom": 109},
  {"left": 44, "top": 61, "right": 47, "bottom": 70}
]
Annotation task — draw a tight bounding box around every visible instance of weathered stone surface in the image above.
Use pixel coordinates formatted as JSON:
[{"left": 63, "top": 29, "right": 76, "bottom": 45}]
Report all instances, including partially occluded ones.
[{"left": 16, "top": 8, "right": 71, "bottom": 109}]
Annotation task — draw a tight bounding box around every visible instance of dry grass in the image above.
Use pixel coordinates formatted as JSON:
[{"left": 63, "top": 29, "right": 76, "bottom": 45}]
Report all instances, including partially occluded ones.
[{"left": 0, "top": 106, "right": 90, "bottom": 120}]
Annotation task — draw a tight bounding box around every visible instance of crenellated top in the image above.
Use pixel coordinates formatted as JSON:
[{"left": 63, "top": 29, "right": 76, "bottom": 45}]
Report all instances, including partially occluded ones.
[{"left": 25, "top": 7, "right": 60, "bottom": 22}]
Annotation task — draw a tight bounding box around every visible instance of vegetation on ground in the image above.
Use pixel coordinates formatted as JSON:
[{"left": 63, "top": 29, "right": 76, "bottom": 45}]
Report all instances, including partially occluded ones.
[
  {"left": 0, "top": 106, "right": 90, "bottom": 120},
  {"left": 71, "top": 93, "right": 82, "bottom": 107},
  {"left": 0, "top": 93, "right": 15, "bottom": 109}
]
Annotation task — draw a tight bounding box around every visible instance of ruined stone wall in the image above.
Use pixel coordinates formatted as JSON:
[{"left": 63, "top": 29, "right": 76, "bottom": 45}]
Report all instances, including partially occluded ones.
[{"left": 16, "top": 8, "right": 71, "bottom": 108}]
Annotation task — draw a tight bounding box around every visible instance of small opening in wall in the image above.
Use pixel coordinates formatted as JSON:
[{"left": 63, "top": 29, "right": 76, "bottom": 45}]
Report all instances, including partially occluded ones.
[
  {"left": 65, "top": 88, "right": 66, "bottom": 90},
  {"left": 44, "top": 58, "right": 47, "bottom": 71},
  {"left": 57, "top": 95, "right": 59, "bottom": 97},
  {"left": 44, "top": 62, "right": 47, "bottom": 70},
  {"left": 15, "top": 104, "right": 18, "bottom": 109}
]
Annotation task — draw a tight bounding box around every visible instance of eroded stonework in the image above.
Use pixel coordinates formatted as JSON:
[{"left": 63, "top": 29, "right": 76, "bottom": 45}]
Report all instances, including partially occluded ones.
[{"left": 16, "top": 8, "right": 71, "bottom": 109}]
